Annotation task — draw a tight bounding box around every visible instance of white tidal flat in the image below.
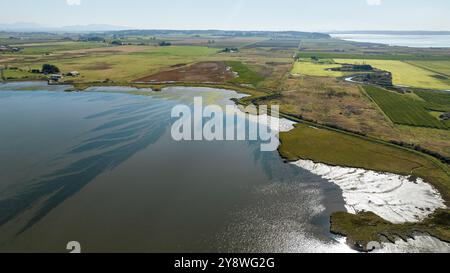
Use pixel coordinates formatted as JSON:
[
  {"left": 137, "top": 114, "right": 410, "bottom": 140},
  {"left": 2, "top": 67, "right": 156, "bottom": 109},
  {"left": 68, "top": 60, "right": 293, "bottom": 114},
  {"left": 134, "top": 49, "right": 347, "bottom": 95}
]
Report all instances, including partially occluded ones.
[
  {"left": 247, "top": 113, "right": 296, "bottom": 133},
  {"left": 374, "top": 236, "right": 450, "bottom": 253},
  {"left": 292, "top": 160, "right": 446, "bottom": 224}
]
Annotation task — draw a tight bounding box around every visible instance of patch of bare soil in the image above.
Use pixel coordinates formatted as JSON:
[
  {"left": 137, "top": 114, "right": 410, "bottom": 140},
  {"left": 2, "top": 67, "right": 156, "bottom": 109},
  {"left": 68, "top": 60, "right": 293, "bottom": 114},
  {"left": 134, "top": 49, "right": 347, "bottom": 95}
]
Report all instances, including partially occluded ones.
[
  {"left": 135, "top": 61, "right": 236, "bottom": 83},
  {"left": 0, "top": 57, "right": 17, "bottom": 64}
]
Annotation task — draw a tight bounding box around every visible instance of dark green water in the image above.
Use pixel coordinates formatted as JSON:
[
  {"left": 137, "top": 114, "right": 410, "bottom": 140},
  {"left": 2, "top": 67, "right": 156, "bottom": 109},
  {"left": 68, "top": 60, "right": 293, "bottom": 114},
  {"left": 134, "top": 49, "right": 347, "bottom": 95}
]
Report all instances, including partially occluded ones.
[{"left": 0, "top": 82, "right": 349, "bottom": 253}]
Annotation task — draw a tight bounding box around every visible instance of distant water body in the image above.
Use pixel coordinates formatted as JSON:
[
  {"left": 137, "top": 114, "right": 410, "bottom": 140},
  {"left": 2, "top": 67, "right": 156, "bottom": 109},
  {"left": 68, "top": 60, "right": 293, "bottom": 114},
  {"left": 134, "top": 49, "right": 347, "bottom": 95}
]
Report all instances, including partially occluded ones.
[{"left": 331, "top": 33, "right": 450, "bottom": 48}]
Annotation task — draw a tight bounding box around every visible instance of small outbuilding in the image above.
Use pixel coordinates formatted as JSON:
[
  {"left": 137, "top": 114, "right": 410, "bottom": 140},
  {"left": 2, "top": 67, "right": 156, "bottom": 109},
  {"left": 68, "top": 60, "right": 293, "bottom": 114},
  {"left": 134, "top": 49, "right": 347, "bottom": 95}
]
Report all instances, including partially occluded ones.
[
  {"left": 67, "top": 71, "right": 80, "bottom": 77},
  {"left": 50, "top": 74, "right": 64, "bottom": 82}
]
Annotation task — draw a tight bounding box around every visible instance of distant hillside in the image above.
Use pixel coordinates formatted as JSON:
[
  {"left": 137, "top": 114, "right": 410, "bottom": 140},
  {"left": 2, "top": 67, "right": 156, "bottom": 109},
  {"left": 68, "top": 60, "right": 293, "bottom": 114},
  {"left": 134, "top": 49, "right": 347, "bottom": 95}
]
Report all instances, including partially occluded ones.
[
  {"left": 0, "top": 23, "right": 131, "bottom": 32},
  {"left": 108, "top": 29, "right": 331, "bottom": 39},
  {"left": 0, "top": 24, "right": 331, "bottom": 39}
]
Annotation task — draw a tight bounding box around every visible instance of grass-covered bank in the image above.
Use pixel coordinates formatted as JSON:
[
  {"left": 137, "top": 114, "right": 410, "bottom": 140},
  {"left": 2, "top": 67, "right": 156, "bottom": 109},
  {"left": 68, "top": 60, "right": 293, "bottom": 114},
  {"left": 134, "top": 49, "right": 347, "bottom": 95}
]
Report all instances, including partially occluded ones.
[
  {"left": 331, "top": 209, "right": 450, "bottom": 252},
  {"left": 278, "top": 122, "right": 450, "bottom": 251},
  {"left": 278, "top": 123, "right": 450, "bottom": 205}
]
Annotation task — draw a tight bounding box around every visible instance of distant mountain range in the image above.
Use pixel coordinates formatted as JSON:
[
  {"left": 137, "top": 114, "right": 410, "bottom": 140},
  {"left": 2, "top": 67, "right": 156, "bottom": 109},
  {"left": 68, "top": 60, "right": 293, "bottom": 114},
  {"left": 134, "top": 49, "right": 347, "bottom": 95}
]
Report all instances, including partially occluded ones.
[
  {"left": 0, "top": 23, "right": 132, "bottom": 32},
  {"left": 107, "top": 29, "right": 330, "bottom": 39}
]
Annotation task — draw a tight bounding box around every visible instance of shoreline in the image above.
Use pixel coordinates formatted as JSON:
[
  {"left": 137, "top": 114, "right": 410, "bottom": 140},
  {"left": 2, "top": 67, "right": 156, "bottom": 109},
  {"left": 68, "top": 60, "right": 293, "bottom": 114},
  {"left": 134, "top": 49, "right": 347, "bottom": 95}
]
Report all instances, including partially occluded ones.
[
  {"left": 331, "top": 34, "right": 450, "bottom": 48},
  {"left": 1, "top": 81, "right": 449, "bottom": 252}
]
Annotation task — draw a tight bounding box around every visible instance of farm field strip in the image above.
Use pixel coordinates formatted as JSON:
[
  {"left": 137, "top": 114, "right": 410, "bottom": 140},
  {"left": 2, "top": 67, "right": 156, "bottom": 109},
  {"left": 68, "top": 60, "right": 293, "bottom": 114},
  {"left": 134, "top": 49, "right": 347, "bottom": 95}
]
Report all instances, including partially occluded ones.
[
  {"left": 414, "top": 90, "right": 450, "bottom": 108},
  {"left": 362, "top": 86, "right": 447, "bottom": 129},
  {"left": 405, "top": 60, "right": 450, "bottom": 77}
]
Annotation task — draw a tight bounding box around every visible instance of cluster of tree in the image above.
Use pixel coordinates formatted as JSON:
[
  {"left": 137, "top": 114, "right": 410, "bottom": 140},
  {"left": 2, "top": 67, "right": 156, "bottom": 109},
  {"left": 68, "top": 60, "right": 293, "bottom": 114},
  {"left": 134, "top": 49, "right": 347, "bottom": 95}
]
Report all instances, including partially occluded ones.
[
  {"left": 221, "top": 48, "right": 239, "bottom": 53},
  {"left": 351, "top": 64, "right": 373, "bottom": 71},
  {"left": 158, "top": 41, "right": 172, "bottom": 47},
  {"left": 41, "top": 64, "right": 60, "bottom": 74},
  {"left": 79, "top": 35, "right": 105, "bottom": 42},
  {"left": 440, "top": 113, "right": 450, "bottom": 121},
  {"left": 352, "top": 72, "right": 393, "bottom": 87},
  {"left": 329, "top": 64, "right": 374, "bottom": 72},
  {"left": 0, "top": 45, "right": 21, "bottom": 52},
  {"left": 389, "top": 140, "right": 450, "bottom": 164},
  {"left": 111, "top": 40, "right": 124, "bottom": 45}
]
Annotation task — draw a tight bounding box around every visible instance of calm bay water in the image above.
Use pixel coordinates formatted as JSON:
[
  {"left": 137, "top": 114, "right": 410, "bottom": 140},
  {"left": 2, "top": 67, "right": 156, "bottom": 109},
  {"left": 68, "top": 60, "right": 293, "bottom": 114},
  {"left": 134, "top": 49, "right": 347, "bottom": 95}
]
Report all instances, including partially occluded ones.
[
  {"left": 0, "top": 82, "right": 349, "bottom": 253},
  {"left": 331, "top": 34, "right": 450, "bottom": 48}
]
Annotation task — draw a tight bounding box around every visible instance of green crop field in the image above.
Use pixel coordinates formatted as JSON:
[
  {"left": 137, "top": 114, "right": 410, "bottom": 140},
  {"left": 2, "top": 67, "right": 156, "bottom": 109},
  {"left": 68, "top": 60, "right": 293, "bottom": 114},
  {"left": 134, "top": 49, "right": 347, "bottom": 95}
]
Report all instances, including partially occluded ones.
[
  {"left": 336, "top": 59, "right": 450, "bottom": 90},
  {"left": 362, "top": 86, "right": 446, "bottom": 129},
  {"left": 414, "top": 90, "right": 450, "bottom": 107},
  {"left": 413, "top": 90, "right": 450, "bottom": 115},
  {"left": 291, "top": 60, "right": 345, "bottom": 77}
]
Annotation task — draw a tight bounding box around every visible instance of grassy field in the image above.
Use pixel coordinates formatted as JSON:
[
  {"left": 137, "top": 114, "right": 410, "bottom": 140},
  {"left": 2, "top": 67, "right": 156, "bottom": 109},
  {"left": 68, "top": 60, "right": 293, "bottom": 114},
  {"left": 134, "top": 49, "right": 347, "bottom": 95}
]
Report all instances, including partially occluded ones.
[
  {"left": 13, "top": 46, "right": 220, "bottom": 82},
  {"left": 278, "top": 123, "right": 450, "bottom": 202},
  {"left": 291, "top": 60, "right": 345, "bottom": 77},
  {"left": 225, "top": 61, "right": 265, "bottom": 87},
  {"left": 336, "top": 59, "right": 450, "bottom": 90},
  {"left": 362, "top": 86, "right": 446, "bottom": 129},
  {"left": 267, "top": 76, "right": 395, "bottom": 135},
  {"left": 1, "top": 68, "right": 43, "bottom": 81}
]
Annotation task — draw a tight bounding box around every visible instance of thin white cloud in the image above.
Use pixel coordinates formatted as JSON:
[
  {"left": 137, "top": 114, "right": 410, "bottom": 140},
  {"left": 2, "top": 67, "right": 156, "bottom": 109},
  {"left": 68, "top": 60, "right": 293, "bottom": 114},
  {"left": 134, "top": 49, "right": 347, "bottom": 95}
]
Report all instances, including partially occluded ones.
[
  {"left": 366, "top": 0, "right": 382, "bottom": 6},
  {"left": 66, "top": 0, "right": 81, "bottom": 6}
]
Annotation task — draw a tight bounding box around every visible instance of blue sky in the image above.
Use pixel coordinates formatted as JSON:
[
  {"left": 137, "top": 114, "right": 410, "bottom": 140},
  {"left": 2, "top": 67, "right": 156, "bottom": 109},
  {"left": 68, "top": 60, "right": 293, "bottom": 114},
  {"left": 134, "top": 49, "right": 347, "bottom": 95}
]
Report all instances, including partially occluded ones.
[{"left": 1, "top": 0, "right": 449, "bottom": 31}]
